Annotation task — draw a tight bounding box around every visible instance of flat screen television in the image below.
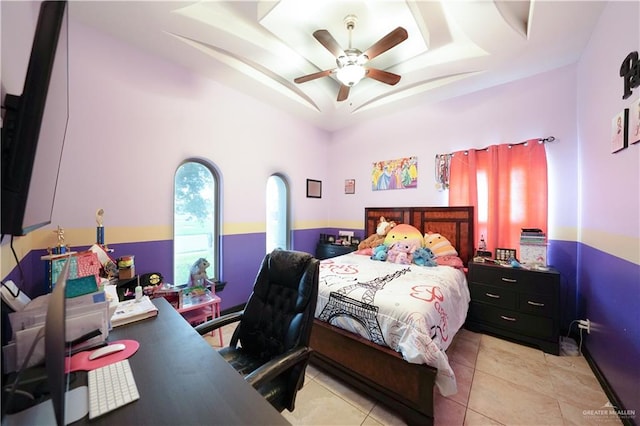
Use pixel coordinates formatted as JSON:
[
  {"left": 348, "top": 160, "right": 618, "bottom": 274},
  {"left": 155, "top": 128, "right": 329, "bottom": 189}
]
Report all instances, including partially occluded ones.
[{"left": 1, "top": 0, "right": 69, "bottom": 237}]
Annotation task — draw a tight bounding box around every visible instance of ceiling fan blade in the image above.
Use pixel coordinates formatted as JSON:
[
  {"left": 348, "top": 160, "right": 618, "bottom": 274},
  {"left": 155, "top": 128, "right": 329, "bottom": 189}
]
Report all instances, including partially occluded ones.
[
  {"left": 313, "top": 29, "right": 345, "bottom": 58},
  {"left": 366, "top": 68, "right": 402, "bottom": 85},
  {"left": 362, "top": 27, "right": 408, "bottom": 61},
  {"left": 337, "top": 84, "right": 350, "bottom": 102},
  {"left": 294, "top": 69, "right": 334, "bottom": 84}
]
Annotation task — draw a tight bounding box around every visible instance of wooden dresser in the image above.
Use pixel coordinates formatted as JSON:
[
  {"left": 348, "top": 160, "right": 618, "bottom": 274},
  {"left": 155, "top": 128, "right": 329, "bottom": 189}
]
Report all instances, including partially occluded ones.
[
  {"left": 315, "top": 243, "right": 357, "bottom": 260},
  {"left": 466, "top": 261, "right": 561, "bottom": 355}
]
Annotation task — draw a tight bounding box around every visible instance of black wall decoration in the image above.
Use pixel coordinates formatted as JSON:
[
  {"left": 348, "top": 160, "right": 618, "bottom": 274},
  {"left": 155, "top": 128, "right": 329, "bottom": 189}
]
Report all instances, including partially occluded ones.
[{"left": 620, "top": 51, "right": 639, "bottom": 100}]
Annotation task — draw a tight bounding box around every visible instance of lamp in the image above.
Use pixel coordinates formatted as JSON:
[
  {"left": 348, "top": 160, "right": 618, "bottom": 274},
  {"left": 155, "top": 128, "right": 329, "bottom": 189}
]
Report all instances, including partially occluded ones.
[
  {"left": 336, "top": 50, "right": 367, "bottom": 86},
  {"left": 336, "top": 64, "right": 365, "bottom": 86}
]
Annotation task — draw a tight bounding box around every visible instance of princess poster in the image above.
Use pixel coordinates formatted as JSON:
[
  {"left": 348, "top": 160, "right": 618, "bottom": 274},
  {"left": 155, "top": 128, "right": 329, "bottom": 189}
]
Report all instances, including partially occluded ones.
[{"left": 371, "top": 157, "right": 418, "bottom": 191}]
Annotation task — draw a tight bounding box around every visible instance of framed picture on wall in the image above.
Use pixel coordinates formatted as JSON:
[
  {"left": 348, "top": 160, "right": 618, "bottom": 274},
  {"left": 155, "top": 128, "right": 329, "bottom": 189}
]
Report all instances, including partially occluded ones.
[
  {"left": 611, "top": 109, "right": 628, "bottom": 153},
  {"left": 630, "top": 98, "right": 640, "bottom": 145},
  {"left": 306, "top": 179, "right": 322, "bottom": 198},
  {"left": 345, "top": 179, "right": 355, "bottom": 194}
]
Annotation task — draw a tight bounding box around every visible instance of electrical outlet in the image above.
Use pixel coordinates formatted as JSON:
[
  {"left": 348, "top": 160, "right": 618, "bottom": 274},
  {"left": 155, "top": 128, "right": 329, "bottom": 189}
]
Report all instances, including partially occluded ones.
[
  {"left": 578, "top": 319, "right": 591, "bottom": 334},
  {"left": 338, "top": 231, "right": 354, "bottom": 237}
]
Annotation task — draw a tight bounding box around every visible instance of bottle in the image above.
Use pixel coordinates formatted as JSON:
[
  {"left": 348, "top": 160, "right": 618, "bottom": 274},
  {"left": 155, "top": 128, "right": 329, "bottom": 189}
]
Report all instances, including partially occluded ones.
[
  {"left": 135, "top": 276, "right": 142, "bottom": 302},
  {"left": 479, "top": 235, "right": 487, "bottom": 251}
]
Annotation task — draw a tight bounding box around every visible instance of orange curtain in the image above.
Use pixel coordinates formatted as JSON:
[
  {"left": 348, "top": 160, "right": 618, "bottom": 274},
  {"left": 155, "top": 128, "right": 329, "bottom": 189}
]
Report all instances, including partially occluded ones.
[{"left": 449, "top": 140, "right": 547, "bottom": 255}]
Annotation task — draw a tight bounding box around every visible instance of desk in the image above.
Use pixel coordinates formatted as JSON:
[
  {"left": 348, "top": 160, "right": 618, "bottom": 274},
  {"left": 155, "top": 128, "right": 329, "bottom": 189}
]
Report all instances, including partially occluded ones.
[
  {"left": 76, "top": 298, "right": 289, "bottom": 425},
  {"left": 178, "top": 290, "right": 223, "bottom": 346}
]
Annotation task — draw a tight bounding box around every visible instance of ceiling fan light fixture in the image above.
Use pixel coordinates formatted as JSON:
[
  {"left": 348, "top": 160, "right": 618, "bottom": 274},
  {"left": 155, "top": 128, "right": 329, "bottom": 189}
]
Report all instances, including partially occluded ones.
[{"left": 337, "top": 63, "right": 366, "bottom": 86}]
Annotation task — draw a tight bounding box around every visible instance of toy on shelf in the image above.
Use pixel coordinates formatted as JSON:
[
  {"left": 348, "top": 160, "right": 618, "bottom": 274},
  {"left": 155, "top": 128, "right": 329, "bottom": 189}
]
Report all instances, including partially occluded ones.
[{"left": 189, "top": 258, "right": 213, "bottom": 288}]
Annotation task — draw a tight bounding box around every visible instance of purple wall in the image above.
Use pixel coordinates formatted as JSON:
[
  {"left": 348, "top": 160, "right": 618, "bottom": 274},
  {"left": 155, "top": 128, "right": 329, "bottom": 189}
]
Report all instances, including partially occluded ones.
[{"left": 578, "top": 245, "right": 640, "bottom": 412}]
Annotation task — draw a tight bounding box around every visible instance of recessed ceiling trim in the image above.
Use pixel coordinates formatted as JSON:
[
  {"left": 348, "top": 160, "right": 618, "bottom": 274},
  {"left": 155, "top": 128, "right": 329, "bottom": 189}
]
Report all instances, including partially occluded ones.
[
  {"left": 168, "top": 32, "right": 321, "bottom": 112},
  {"left": 352, "top": 71, "right": 483, "bottom": 114}
]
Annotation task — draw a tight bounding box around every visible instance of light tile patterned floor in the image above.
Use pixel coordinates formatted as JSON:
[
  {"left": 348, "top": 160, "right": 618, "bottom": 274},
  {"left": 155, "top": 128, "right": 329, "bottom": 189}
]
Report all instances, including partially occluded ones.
[{"left": 205, "top": 325, "right": 621, "bottom": 426}]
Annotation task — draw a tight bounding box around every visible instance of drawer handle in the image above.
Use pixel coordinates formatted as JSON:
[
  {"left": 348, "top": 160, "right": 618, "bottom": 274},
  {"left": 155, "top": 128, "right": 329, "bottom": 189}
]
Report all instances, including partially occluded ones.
[
  {"left": 485, "top": 293, "right": 501, "bottom": 299},
  {"left": 501, "top": 278, "right": 517, "bottom": 283},
  {"left": 527, "top": 301, "right": 545, "bottom": 307},
  {"left": 500, "top": 315, "right": 517, "bottom": 322}
]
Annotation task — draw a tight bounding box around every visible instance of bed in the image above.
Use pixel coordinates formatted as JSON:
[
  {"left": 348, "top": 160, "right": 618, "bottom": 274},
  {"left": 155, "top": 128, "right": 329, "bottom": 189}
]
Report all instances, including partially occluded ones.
[{"left": 309, "top": 206, "right": 474, "bottom": 426}]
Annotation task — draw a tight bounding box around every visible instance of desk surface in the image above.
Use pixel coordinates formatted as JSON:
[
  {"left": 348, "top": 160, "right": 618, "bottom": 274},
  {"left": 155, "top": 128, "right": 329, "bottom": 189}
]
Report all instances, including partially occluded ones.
[{"left": 76, "top": 298, "right": 289, "bottom": 425}]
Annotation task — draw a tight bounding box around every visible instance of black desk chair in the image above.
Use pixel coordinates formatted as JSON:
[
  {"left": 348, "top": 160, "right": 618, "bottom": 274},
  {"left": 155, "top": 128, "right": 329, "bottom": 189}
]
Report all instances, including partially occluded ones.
[{"left": 195, "top": 249, "right": 319, "bottom": 412}]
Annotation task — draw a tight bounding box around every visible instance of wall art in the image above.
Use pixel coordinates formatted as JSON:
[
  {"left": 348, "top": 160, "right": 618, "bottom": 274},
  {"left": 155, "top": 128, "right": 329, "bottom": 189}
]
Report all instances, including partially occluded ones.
[
  {"left": 306, "top": 179, "right": 322, "bottom": 198},
  {"left": 629, "top": 98, "right": 640, "bottom": 145},
  {"left": 371, "top": 156, "right": 418, "bottom": 191},
  {"left": 611, "top": 109, "right": 628, "bottom": 153},
  {"left": 344, "top": 179, "right": 355, "bottom": 194}
]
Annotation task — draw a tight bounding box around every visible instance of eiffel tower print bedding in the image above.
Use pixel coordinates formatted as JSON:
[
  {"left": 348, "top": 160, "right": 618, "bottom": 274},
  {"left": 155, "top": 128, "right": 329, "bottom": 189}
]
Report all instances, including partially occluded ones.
[{"left": 316, "top": 252, "right": 470, "bottom": 396}]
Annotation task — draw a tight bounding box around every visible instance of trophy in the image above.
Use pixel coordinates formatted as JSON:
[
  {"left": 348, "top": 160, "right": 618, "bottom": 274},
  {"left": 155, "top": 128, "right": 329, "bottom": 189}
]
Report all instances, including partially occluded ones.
[{"left": 96, "top": 208, "right": 105, "bottom": 245}]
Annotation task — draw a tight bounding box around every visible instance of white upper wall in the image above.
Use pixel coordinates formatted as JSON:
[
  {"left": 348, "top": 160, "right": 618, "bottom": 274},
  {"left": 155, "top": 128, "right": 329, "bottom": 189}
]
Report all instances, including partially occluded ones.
[
  {"left": 328, "top": 65, "right": 579, "bottom": 242},
  {"left": 577, "top": 0, "right": 640, "bottom": 260},
  {"left": 56, "top": 18, "right": 330, "bottom": 233}
]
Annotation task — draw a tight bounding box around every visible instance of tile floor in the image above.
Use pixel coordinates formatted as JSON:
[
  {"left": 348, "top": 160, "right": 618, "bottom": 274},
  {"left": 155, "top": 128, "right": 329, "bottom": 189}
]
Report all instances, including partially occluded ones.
[{"left": 205, "top": 326, "right": 620, "bottom": 426}]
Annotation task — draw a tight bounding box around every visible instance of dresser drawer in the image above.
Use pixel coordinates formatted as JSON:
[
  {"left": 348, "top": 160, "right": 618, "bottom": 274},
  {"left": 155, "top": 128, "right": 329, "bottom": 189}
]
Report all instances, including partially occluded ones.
[
  {"left": 469, "top": 283, "right": 517, "bottom": 310},
  {"left": 518, "top": 292, "right": 555, "bottom": 317},
  {"left": 470, "top": 264, "right": 557, "bottom": 294},
  {"left": 468, "top": 303, "right": 555, "bottom": 340}
]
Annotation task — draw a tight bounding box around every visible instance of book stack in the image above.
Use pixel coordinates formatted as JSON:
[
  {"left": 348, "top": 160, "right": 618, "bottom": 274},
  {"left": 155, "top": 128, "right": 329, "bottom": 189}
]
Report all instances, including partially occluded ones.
[
  {"left": 520, "top": 228, "right": 546, "bottom": 245},
  {"left": 520, "top": 228, "right": 548, "bottom": 265}
]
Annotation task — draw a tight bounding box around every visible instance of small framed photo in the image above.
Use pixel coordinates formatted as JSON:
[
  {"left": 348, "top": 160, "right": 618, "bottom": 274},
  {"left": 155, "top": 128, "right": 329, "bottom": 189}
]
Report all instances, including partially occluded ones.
[
  {"left": 345, "top": 179, "right": 355, "bottom": 194},
  {"left": 495, "top": 248, "right": 517, "bottom": 262},
  {"left": 306, "top": 179, "right": 322, "bottom": 198},
  {"left": 630, "top": 98, "right": 640, "bottom": 145},
  {"left": 611, "top": 109, "right": 628, "bottom": 153}
]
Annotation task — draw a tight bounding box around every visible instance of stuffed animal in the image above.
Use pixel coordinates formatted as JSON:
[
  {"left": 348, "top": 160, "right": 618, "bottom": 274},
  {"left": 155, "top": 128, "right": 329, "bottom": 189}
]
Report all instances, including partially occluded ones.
[
  {"left": 370, "top": 244, "right": 389, "bottom": 261},
  {"left": 384, "top": 224, "right": 424, "bottom": 248},
  {"left": 189, "top": 258, "right": 211, "bottom": 287},
  {"left": 423, "top": 232, "right": 458, "bottom": 257},
  {"left": 412, "top": 247, "right": 438, "bottom": 267},
  {"left": 387, "top": 241, "right": 418, "bottom": 265},
  {"left": 358, "top": 217, "right": 396, "bottom": 250}
]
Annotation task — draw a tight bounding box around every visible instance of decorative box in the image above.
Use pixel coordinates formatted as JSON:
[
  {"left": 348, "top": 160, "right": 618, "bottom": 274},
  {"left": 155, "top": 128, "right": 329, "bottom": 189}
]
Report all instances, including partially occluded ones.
[{"left": 520, "top": 243, "right": 547, "bottom": 266}]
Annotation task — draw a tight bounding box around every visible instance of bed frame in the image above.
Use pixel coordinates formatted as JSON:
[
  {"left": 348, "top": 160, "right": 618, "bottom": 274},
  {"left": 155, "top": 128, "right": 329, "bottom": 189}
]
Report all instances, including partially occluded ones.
[{"left": 310, "top": 206, "right": 474, "bottom": 426}]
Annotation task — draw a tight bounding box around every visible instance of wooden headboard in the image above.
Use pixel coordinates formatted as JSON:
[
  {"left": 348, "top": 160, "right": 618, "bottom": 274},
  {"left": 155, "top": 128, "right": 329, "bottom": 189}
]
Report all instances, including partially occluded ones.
[{"left": 364, "top": 206, "right": 475, "bottom": 266}]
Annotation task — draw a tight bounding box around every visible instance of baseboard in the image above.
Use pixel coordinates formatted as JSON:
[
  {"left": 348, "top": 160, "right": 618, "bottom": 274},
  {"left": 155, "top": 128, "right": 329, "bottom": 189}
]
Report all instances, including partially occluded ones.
[{"left": 581, "top": 343, "right": 637, "bottom": 426}]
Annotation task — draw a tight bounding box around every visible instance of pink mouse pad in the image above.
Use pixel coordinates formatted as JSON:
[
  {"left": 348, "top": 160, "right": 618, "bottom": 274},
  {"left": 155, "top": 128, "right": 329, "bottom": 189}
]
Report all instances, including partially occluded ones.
[{"left": 65, "top": 339, "right": 140, "bottom": 373}]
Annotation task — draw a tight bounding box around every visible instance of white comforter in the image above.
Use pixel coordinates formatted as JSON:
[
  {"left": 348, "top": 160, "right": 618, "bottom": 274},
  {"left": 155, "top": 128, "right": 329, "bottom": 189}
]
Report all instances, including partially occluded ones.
[{"left": 315, "top": 252, "right": 470, "bottom": 396}]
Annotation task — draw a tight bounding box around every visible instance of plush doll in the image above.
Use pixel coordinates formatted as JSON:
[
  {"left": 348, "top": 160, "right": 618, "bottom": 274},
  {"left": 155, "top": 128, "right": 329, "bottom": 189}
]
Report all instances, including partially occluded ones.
[
  {"left": 358, "top": 217, "right": 396, "bottom": 250},
  {"left": 412, "top": 247, "right": 438, "bottom": 267},
  {"left": 386, "top": 241, "right": 422, "bottom": 265},
  {"left": 423, "top": 232, "right": 458, "bottom": 257},
  {"left": 189, "top": 258, "right": 212, "bottom": 287},
  {"left": 370, "top": 244, "right": 389, "bottom": 261}
]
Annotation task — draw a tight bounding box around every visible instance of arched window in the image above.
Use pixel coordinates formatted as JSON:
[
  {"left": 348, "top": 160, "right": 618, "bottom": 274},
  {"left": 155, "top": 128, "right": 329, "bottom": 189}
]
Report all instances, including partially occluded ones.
[
  {"left": 266, "top": 174, "right": 290, "bottom": 253},
  {"left": 174, "top": 160, "right": 219, "bottom": 285}
]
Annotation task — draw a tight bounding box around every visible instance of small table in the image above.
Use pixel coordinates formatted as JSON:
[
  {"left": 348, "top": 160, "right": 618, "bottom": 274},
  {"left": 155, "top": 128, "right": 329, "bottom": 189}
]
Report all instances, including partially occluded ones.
[{"left": 177, "top": 290, "right": 223, "bottom": 347}]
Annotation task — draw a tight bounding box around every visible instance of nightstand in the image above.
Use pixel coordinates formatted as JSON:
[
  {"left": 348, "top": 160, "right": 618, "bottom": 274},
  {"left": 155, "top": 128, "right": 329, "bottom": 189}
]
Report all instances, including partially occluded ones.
[
  {"left": 315, "top": 243, "right": 357, "bottom": 260},
  {"left": 466, "top": 261, "right": 561, "bottom": 355}
]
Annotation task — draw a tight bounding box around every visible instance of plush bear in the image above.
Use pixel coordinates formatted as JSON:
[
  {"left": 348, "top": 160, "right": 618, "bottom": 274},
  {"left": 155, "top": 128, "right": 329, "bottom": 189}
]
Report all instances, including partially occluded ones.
[
  {"left": 386, "top": 241, "right": 417, "bottom": 265},
  {"left": 412, "top": 247, "right": 438, "bottom": 267},
  {"left": 370, "top": 244, "right": 389, "bottom": 261},
  {"left": 423, "top": 232, "right": 457, "bottom": 257},
  {"left": 358, "top": 217, "right": 396, "bottom": 250}
]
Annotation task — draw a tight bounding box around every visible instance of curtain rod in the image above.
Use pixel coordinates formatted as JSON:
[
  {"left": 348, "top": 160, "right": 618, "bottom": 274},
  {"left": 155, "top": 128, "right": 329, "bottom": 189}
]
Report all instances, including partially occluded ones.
[{"left": 438, "top": 136, "right": 556, "bottom": 158}]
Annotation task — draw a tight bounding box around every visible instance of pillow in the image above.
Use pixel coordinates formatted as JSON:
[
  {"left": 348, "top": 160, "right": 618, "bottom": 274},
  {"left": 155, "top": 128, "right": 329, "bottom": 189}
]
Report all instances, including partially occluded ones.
[
  {"left": 423, "top": 232, "right": 458, "bottom": 257},
  {"left": 383, "top": 224, "right": 424, "bottom": 248}
]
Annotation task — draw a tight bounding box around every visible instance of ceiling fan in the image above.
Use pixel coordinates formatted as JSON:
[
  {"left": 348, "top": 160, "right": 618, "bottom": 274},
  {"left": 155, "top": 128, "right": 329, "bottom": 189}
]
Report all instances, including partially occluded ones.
[{"left": 294, "top": 15, "right": 408, "bottom": 102}]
